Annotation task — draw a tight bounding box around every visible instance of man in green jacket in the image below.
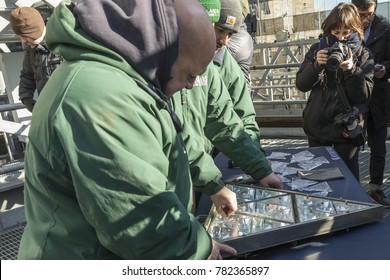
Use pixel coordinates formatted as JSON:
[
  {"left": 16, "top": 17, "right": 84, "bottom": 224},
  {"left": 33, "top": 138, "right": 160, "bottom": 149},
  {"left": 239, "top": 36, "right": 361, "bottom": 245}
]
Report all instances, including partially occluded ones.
[
  {"left": 18, "top": 0, "right": 236, "bottom": 260},
  {"left": 214, "top": 0, "right": 256, "bottom": 139},
  {"left": 171, "top": 0, "right": 282, "bottom": 216}
]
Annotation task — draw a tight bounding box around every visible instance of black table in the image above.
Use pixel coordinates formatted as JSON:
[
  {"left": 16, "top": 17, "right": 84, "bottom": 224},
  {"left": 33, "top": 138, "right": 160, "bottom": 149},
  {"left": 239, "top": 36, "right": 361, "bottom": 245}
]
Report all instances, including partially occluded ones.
[
  {"left": 217, "top": 146, "right": 373, "bottom": 202},
  {"left": 196, "top": 146, "right": 390, "bottom": 259}
]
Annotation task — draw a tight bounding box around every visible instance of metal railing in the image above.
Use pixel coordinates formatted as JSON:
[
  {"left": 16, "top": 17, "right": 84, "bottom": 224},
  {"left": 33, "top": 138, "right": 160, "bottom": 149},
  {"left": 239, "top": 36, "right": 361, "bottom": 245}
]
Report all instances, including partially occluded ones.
[
  {"left": 250, "top": 38, "right": 316, "bottom": 105},
  {"left": 0, "top": 103, "right": 26, "bottom": 176}
]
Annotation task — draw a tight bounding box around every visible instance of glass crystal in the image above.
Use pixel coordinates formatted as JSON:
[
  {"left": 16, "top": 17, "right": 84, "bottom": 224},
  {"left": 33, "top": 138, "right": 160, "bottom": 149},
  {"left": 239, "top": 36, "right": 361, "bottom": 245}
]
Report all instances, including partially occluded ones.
[{"left": 205, "top": 184, "right": 380, "bottom": 243}]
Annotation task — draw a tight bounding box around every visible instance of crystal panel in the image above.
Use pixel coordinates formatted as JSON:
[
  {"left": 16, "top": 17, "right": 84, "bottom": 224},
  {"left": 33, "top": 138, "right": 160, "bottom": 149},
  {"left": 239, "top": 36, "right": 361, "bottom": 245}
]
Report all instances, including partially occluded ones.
[{"left": 204, "top": 184, "right": 383, "bottom": 255}]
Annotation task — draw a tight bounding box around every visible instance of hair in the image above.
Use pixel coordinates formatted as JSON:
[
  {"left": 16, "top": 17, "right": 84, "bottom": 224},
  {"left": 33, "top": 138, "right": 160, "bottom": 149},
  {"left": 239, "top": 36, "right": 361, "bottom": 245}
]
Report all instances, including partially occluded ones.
[
  {"left": 321, "top": 3, "right": 364, "bottom": 40},
  {"left": 351, "top": 0, "right": 377, "bottom": 10}
]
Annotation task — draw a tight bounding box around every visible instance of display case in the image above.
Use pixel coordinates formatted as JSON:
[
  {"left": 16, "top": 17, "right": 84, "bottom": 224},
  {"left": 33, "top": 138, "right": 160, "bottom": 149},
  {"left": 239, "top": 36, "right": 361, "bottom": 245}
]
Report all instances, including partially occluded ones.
[{"left": 204, "top": 184, "right": 383, "bottom": 256}]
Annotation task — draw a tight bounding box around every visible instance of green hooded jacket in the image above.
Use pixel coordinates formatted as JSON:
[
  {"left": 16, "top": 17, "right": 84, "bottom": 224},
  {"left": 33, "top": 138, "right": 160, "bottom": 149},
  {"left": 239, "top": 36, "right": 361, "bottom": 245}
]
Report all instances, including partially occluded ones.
[
  {"left": 171, "top": 55, "right": 272, "bottom": 196},
  {"left": 18, "top": 0, "right": 211, "bottom": 260}
]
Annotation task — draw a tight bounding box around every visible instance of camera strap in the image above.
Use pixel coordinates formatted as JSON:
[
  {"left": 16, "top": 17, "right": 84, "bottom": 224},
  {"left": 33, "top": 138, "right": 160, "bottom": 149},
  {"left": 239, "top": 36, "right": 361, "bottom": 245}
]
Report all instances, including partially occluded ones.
[
  {"left": 335, "top": 78, "right": 367, "bottom": 146},
  {"left": 335, "top": 79, "right": 352, "bottom": 112},
  {"left": 335, "top": 79, "right": 355, "bottom": 139}
]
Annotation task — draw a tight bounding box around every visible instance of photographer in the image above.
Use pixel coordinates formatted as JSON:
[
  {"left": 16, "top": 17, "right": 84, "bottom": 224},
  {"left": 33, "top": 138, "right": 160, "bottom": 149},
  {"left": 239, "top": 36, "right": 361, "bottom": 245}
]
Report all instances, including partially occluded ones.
[{"left": 296, "top": 3, "right": 374, "bottom": 180}]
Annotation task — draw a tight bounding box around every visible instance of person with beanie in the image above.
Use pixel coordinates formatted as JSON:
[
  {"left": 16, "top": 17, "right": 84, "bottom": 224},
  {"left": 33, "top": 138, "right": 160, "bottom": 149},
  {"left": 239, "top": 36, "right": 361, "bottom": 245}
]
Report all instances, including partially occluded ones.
[
  {"left": 210, "top": 0, "right": 281, "bottom": 189},
  {"left": 211, "top": 0, "right": 258, "bottom": 158},
  {"left": 10, "top": 6, "right": 62, "bottom": 112},
  {"left": 171, "top": 0, "right": 282, "bottom": 215},
  {"left": 226, "top": 0, "right": 254, "bottom": 95}
]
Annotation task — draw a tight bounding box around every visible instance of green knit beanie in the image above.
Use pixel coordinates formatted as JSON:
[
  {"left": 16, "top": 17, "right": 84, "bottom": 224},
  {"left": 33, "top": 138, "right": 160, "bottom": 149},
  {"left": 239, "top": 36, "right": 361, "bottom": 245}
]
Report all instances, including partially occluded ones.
[{"left": 198, "top": 0, "right": 221, "bottom": 23}]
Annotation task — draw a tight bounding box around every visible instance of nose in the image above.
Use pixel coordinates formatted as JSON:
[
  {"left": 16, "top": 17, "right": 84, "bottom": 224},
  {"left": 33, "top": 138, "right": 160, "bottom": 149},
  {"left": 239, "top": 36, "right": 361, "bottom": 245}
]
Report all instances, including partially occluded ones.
[{"left": 336, "top": 34, "right": 347, "bottom": 41}]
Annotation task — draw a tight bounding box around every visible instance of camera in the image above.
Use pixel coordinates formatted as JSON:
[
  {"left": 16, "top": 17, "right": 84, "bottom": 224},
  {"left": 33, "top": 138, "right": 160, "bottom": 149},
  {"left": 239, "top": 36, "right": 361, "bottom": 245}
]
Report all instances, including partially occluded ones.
[
  {"left": 334, "top": 107, "right": 366, "bottom": 146},
  {"left": 334, "top": 106, "right": 359, "bottom": 129},
  {"left": 326, "top": 42, "right": 349, "bottom": 71},
  {"left": 318, "top": 33, "right": 361, "bottom": 71}
]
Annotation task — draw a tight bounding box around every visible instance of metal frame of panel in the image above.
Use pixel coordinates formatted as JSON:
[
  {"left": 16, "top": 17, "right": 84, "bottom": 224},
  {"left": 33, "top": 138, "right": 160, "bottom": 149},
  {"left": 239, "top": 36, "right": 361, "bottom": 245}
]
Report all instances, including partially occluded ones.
[{"left": 204, "top": 184, "right": 383, "bottom": 256}]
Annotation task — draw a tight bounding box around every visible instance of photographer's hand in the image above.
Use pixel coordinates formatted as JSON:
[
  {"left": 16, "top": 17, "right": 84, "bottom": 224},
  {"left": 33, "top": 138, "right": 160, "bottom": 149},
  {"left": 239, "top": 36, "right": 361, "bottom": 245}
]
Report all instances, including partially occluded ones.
[
  {"left": 340, "top": 48, "right": 354, "bottom": 71},
  {"left": 316, "top": 49, "right": 328, "bottom": 67}
]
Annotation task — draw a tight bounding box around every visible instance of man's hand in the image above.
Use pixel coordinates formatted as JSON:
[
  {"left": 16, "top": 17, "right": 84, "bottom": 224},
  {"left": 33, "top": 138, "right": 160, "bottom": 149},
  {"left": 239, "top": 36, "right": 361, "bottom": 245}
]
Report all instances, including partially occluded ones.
[
  {"left": 207, "top": 239, "right": 237, "bottom": 260},
  {"left": 259, "top": 172, "right": 283, "bottom": 189},
  {"left": 210, "top": 186, "right": 237, "bottom": 218},
  {"left": 374, "top": 64, "right": 386, "bottom": 79},
  {"left": 21, "top": 97, "right": 35, "bottom": 112}
]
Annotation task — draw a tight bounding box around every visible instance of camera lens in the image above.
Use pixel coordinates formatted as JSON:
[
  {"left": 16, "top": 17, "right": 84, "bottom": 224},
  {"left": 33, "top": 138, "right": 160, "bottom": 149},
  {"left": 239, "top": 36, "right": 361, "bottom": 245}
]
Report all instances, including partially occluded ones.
[
  {"left": 347, "top": 119, "right": 358, "bottom": 131},
  {"left": 326, "top": 53, "right": 343, "bottom": 71}
]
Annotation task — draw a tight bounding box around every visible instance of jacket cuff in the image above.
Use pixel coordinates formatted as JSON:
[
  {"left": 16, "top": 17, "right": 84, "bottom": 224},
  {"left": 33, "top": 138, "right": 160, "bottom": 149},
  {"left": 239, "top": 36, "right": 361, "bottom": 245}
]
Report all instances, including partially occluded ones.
[
  {"left": 249, "top": 164, "right": 273, "bottom": 181},
  {"left": 194, "top": 178, "right": 225, "bottom": 196}
]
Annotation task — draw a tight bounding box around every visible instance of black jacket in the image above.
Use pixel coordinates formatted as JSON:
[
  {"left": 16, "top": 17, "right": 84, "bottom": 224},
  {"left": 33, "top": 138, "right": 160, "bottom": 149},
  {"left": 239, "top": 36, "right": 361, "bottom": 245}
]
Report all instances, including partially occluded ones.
[
  {"left": 19, "top": 41, "right": 63, "bottom": 101},
  {"left": 365, "top": 15, "right": 390, "bottom": 128},
  {"left": 296, "top": 41, "right": 374, "bottom": 143}
]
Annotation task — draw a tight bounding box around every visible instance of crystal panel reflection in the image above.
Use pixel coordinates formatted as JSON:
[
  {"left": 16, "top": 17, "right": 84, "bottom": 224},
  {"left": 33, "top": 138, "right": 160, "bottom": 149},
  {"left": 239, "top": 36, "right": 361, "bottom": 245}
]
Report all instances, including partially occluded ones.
[{"left": 205, "top": 184, "right": 381, "bottom": 245}]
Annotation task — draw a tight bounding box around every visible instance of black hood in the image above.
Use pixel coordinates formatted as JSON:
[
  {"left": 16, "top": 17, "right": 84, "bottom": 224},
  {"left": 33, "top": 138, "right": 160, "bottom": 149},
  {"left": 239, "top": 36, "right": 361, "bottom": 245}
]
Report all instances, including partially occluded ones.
[{"left": 73, "top": 0, "right": 179, "bottom": 92}]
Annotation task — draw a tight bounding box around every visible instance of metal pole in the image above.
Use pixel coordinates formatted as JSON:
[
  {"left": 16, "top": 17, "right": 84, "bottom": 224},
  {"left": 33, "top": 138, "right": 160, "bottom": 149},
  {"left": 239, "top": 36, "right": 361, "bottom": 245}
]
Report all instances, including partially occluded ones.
[
  {"left": 0, "top": 103, "right": 25, "bottom": 113},
  {"left": 0, "top": 161, "right": 24, "bottom": 175},
  {"left": 2, "top": 132, "right": 14, "bottom": 162}
]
